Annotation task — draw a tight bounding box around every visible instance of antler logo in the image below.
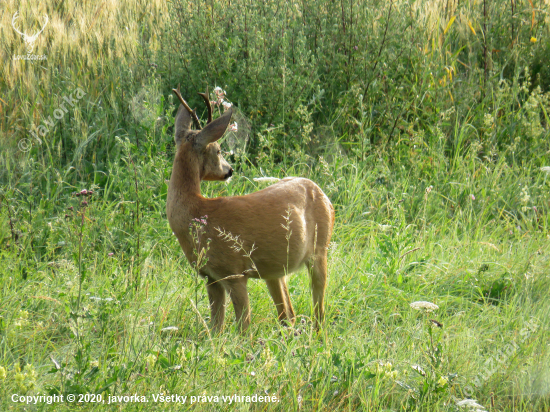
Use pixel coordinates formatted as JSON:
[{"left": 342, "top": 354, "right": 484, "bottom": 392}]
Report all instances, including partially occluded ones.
[{"left": 12, "top": 11, "right": 49, "bottom": 54}]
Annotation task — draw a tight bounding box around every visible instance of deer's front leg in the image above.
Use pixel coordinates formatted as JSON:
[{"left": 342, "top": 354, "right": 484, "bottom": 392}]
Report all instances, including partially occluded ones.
[
  {"left": 206, "top": 277, "right": 226, "bottom": 333},
  {"left": 221, "top": 275, "right": 250, "bottom": 332},
  {"left": 265, "top": 278, "right": 295, "bottom": 325}
]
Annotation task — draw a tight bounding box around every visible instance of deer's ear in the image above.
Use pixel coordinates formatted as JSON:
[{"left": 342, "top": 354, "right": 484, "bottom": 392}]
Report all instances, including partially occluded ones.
[
  {"left": 174, "top": 104, "right": 193, "bottom": 146},
  {"left": 195, "top": 108, "right": 233, "bottom": 147}
]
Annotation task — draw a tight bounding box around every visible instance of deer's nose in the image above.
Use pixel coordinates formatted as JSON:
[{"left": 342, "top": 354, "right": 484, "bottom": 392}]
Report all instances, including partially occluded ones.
[{"left": 225, "top": 168, "right": 233, "bottom": 179}]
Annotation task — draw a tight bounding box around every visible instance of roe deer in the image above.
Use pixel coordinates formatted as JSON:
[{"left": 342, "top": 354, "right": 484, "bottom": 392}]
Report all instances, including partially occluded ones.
[{"left": 166, "top": 86, "right": 335, "bottom": 333}]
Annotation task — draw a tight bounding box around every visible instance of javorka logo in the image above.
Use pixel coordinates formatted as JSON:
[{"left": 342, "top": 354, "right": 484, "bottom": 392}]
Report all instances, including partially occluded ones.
[{"left": 12, "top": 11, "right": 48, "bottom": 60}]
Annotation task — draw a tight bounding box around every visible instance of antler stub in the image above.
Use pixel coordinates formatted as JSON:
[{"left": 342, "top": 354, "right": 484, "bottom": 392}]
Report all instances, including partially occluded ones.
[{"left": 172, "top": 85, "right": 202, "bottom": 130}]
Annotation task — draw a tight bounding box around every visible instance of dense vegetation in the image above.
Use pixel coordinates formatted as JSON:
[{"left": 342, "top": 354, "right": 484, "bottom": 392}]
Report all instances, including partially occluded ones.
[{"left": 1, "top": 0, "right": 549, "bottom": 410}]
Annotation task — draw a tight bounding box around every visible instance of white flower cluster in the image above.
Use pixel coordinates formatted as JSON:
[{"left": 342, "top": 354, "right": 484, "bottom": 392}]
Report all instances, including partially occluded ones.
[
  {"left": 212, "top": 87, "right": 232, "bottom": 111},
  {"left": 410, "top": 301, "right": 439, "bottom": 312},
  {"left": 212, "top": 87, "right": 238, "bottom": 132}
]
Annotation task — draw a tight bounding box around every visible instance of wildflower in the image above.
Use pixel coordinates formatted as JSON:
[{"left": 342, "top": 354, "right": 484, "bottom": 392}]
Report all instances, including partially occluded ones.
[
  {"left": 144, "top": 353, "right": 157, "bottom": 365},
  {"left": 456, "top": 398, "right": 487, "bottom": 411},
  {"left": 176, "top": 345, "right": 186, "bottom": 359},
  {"left": 386, "top": 370, "right": 398, "bottom": 379},
  {"left": 108, "top": 252, "right": 114, "bottom": 257},
  {"left": 0, "top": 366, "right": 6, "bottom": 380},
  {"left": 530, "top": 37, "right": 537, "bottom": 43},
  {"left": 437, "top": 375, "right": 449, "bottom": 387},
  {"left": 411, "top": 364, "right": 426, "bottom": 376},
  {"left": 520, "top": 186, "right": 531, "bottom": 204},
  {"left": 263, "top": 346, "right": 275, "bottom": 368},
  {"left": 353, "top": 45, "right": 358, "bottom": 50},
  {"left": 213, "top": 86, "right": 225, "bottom": 97},
  {"left": 376, "top": 362, "right": 389, "bottom": 374},
  {"left": 250, "top": 371, "right": 256, "bottom": 376},
  {"left": 14, "top": 310, "right": 29, "bottom": 329},
  {"left": 90, "top": 360, "right": 99, "bottom": 368},
  {"left": 410, "top": 301, "right": 439, "bottom": 312},
  {"left": 213, "top": 356, "right": 227, "bottom": 367},
  {"left": 15, "top": 364, "right": 37, "bottom": 392},
  {"left": 15, "top": 371, "right": 25, "bottom": 390},
  {"left": 540, "top": 166, "right": 550, "bottom": 173},
  {"left": 211, "top": 100, "right": 218, "bottom": 106},
  {"left": 483, "top": 113, "right": 494, "bottom": 130},
  {"left": 229, "top": 122, "right": 238, "bottom": 132},
  {"left": 80, "top": 189, "right": 88, "bottom": 195},
  {"left": 425, "top": 185, "right": 433, "bottom": 194},
  {"left": 470, "top": 194, "right": 475, "bottom": 200},
  {"left": 161, "top": 326, "right": 179, "bottom": 332},
  {"left": 222, "top": 101, "right": 232, "bottom": 111}
]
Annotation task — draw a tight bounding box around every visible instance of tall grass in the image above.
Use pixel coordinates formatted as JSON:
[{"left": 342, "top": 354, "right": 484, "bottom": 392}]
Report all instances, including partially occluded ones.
[{"left": 1, "top": 0, "right": 549, "bottom": 410}]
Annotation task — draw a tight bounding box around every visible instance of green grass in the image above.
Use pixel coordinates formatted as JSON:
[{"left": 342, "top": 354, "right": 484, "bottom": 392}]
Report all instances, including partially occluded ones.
[
  {"left": 1, "top": 143, "right": 549, "bottom": 410},
  {"left": 1, "top": 0, "right": 550, "bottom": 410}
]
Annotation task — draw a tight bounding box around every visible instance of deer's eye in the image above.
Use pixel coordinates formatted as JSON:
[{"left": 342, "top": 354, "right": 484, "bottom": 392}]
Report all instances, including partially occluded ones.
[{"left": 217, "top": 150, "right": 221, "bottom": 155}]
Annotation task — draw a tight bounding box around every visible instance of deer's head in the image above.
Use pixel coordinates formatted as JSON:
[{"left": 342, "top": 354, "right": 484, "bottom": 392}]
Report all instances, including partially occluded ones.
[
  {"left": 173, "top": 87, "right": 234, "bottom": 181},
  {"left": 12, "top": 11, "right": 49, "bottom": 54}
]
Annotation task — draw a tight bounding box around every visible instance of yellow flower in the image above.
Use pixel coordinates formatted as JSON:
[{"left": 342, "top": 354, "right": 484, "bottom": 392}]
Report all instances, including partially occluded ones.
[
  {"left": 530, "top": 37, "right": 537, "bottom": 43},
  {"left": 437, "top": 376, "right": 449, "bottom": 387},
  {"left": 15, "top": 372, "right": 26, "bottom": 390},
  {"left": 14, "top": 310, "right": 30, "bottom": 329},
  {"left": 0, "top": 366, "right": 6, "bottom": 380},
  {"left": 14, "top": 364, "right": 37, "bottom": 391},
  {"left": 144, "top": 354, "right": 157, "bottom": 366},
  {"left": 213, "top": 356, "right": 228, "bottom": 367},
  {"left": 23, "top": 364, "right": 37, "bottom": 380},
  {"left": 262, "top": 347, "right": 275, "bottom": 368},
  {"left": 385, "top": 370, "right": 399, "bottom": 379}
]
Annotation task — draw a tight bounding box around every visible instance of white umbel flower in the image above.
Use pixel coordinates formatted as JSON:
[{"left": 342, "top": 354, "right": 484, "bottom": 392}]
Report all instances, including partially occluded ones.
[
  {"left": 161, "top": 326, "right": 179, "bottom": 332},
  {"left": 456, "top": 399, "right": 487, "bottom": 411},
  {"left": 410, "top": 301, "right": 439, "bottom": 312}
]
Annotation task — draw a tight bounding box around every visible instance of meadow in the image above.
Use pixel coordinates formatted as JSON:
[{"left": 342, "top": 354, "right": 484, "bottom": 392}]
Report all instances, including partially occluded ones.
[{"left": 1, "top": 0, "right": 549, "bottom": 410}]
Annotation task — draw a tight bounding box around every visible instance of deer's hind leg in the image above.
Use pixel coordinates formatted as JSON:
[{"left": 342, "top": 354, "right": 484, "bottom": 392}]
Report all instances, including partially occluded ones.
[
  {"left": 308, "top": 254, "right": 328, "bottom": 330},
  {"left": 265, "top": 277, "right": 295, "bottom": 325}
]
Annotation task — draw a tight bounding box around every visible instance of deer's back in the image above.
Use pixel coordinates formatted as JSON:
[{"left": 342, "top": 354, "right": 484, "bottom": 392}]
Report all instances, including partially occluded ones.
[{"left": 195, "top": 177, "right": 334, "bottom": 280}]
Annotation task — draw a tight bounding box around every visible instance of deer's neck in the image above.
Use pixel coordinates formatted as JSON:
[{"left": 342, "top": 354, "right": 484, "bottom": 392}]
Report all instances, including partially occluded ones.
[{"left": 167, "top": 147, "right": 203, "bottom": 220}]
